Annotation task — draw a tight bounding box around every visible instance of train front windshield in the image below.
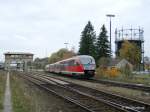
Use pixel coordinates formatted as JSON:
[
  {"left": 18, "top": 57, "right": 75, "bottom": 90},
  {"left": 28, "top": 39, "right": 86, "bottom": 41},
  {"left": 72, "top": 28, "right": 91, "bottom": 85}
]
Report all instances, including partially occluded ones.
[
  {"left": 80, "top": 57, "right": 95, "bottom": 64},
  {"left": 79, "top": 56, "right": 96, "bottom": 70}
]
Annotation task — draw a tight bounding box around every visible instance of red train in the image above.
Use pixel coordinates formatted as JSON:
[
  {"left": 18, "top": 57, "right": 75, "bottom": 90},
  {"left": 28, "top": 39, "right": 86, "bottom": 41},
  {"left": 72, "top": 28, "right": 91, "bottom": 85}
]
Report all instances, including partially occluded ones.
[{"left": 45, "top": 55, "right": 96, "bottom": 78}]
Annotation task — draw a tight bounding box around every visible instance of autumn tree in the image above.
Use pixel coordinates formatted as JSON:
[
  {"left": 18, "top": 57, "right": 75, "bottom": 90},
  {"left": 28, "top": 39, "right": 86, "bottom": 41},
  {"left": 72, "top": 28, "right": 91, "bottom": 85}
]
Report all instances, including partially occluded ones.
[
  {"left": 33, "top": 57, "right": 49, "bottom": 69},
  {"left": 119, "top": 40, "right": 141, "bottom": 68},
  {"left": 78, "top": 21, "right": 96, "bottom": 59},
  {"left": 49, "top": 48, "right": 76, "bottom": 63},
  {"left": 48, "top": 53, "right": 60, "bottom": 64}
]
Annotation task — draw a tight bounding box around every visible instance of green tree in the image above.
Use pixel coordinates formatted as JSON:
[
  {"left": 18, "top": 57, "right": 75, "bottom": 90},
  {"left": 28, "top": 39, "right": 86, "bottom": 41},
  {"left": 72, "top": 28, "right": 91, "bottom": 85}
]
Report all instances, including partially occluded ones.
[
  {"left": 96, "top": 25, "right": 110, "bottom": 61},
  {"left": 78, "top": 21, "right": 96, "bottom": 59},
  {"left": 119, "top": 40, "right": 141, "bottom": 68}
]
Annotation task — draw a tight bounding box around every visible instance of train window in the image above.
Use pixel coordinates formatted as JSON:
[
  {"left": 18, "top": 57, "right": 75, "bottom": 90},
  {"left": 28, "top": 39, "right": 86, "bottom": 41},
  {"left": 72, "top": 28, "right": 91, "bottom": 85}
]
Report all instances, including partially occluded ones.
[
  {"left": 71, "top": 60, "right": 74, "bottom": 66},
  {"left": 68, "top": 61, "right": 71, "bottom": 66},
  {"left": 63, "top": 61, "right": 68, "bottom": 66},
  {"left": 68, "top": 60, "right": 75, "bottom": 66}
]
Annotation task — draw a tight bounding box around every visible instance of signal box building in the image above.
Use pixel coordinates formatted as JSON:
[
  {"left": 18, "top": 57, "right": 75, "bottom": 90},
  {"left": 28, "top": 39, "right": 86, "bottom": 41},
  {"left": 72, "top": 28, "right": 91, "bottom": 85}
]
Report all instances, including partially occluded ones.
[{"left": 4, "top": 52, "right": 34, "bottom": 71}]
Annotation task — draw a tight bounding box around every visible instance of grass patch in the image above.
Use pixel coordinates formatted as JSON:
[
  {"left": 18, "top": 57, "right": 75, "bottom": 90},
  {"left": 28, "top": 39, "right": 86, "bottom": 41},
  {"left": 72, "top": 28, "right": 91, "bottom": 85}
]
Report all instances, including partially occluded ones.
[
  {"left": 96, "top": 74, "right": 150, "bottom": 85},
  {"left": 95, "top": 69, "right": 150, "bottom": 85},
  {"left": 10, "top": 72, "right": 35, "bottom": 112},
  {"left": 0, "top": 71, "right": 6, "bottom": 112}
]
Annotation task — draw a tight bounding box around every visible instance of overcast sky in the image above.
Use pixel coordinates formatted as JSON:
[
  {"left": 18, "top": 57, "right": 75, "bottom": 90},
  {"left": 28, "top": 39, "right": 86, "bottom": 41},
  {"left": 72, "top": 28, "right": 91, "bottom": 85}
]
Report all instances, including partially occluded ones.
[{"left": 0, "top": 0, "right": 150, "bottom": 61}]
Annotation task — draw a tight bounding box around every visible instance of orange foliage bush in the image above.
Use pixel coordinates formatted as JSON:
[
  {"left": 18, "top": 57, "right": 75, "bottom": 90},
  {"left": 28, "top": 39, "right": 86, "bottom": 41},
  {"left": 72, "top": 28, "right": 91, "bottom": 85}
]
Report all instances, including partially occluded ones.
[
  {"left": 106, "top": 67, "right": 120, "bottom": 77},
  {"left": 96, "top": 67, "right": 120, "bottom": 78}
]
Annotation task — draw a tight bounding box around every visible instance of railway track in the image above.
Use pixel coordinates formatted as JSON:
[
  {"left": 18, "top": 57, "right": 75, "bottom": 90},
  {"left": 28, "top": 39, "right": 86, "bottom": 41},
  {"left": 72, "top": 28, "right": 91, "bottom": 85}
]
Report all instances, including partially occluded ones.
[
  {"left": 31, "top": 71, "right": 150, "bottom": 92},
  {"left": 17, "top": 72, "right": 124, "bottom": 112},
  {"left": 17, "top": 71, "right": 150, "bottom": 112},
  {"left": 89, "top": 78, "right": 150, "bottom": 92}
]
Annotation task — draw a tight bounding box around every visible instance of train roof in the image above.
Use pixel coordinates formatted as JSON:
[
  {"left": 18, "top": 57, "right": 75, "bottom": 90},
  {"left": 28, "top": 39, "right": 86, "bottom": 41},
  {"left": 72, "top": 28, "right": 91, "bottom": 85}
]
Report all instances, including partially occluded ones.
[
  {"left": 51, "top": 55, "right": 94, "bottom": 64},
  {"left": 4, "top": 52, "right": 33, "bottom": 55},
  {"left": 76, "top": 55, "right": 94, "bottom": 58},
  {"left": 45, "top": 55, "right": 95, "bottom": 67}
]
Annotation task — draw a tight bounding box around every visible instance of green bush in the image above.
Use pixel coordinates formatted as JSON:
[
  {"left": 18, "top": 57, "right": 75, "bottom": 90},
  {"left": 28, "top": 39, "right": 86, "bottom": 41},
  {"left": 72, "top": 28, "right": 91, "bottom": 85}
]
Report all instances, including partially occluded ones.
[{"left": 120, "top": 64, "right": 133, "bottom": 79}]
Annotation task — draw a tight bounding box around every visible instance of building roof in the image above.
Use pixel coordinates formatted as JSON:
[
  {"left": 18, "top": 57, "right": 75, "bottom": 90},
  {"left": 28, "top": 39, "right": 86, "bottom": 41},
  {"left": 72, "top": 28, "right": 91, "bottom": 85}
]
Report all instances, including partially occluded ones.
[
  {"left": 107, "top": 58, "right": 133, "bottom": 67},
  {"left": 4, "top": 52, "right": 34, "bottom": 55},
  {"left": 116, "top": 59, "right": 133, "bottom": 69},
  {"left": 107, "top": 58, "right": 121, "bottom": 67}
]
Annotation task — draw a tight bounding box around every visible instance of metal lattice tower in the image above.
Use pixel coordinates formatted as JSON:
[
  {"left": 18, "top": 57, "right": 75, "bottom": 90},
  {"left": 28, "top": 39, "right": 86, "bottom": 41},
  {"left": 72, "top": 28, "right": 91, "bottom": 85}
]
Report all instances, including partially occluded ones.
[{"left": 115, "top": 27, "right": 144, "bottom": 70}]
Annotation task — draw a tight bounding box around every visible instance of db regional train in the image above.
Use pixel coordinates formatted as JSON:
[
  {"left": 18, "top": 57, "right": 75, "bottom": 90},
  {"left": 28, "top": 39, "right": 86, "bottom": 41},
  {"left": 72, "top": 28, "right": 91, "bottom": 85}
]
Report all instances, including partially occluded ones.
[{"left": 45, "top": 55, "right": 96, "bottom": 78}]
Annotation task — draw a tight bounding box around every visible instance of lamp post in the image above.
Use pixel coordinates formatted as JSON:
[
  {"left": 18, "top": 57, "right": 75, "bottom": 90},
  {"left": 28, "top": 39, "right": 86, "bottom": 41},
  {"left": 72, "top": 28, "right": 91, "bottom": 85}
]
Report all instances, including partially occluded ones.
[
  {"left": 106, "top": 14, "right": 115, "bottom": 56},
  {"left": 64, "top": 42, "right": 69, "bottom": 49}
]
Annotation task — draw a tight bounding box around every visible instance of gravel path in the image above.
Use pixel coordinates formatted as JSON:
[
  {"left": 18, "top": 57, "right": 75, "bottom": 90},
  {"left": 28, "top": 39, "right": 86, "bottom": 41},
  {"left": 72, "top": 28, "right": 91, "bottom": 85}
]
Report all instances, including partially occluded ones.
[{"left": 3, "top": 72, "right": 12, "bottom": 112}]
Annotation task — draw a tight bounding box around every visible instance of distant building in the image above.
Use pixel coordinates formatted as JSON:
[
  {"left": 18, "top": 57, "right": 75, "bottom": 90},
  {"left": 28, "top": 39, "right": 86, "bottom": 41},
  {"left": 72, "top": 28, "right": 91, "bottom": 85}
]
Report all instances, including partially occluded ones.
[
  {"left": 144, "top": 57, "right": 150, "bottom": 64},
  {"left": 144, "top": 57, "right": 150, "bottom": 71},
  {"left": 107, "top": 58, "right": 133, "bottom": 71},
  {"left": 4, "top": 52, "right": 34, "bottom": 71},
  {"left": 0, "top": 62, "right": 4, "bottom": 69}
]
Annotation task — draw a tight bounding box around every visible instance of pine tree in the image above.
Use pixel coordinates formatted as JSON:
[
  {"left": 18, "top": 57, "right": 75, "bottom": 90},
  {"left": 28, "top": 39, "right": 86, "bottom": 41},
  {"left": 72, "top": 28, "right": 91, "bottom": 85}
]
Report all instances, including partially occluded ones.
[
  {"left": 78, "top": 21, "right": 96, "bottom": 58},
  {"left": 96, "top": 24, "right": 110, "bottom": 60}
]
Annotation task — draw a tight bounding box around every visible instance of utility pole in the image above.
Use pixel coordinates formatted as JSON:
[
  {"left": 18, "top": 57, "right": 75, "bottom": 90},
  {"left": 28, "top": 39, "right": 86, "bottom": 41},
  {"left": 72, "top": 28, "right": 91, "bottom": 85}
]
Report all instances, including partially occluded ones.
[
  {"left": 64, "top": 43, "right": 69, "bottom": 49},
  {"left": 106, "top": 14, "right": 115, "bottom": 56}
]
